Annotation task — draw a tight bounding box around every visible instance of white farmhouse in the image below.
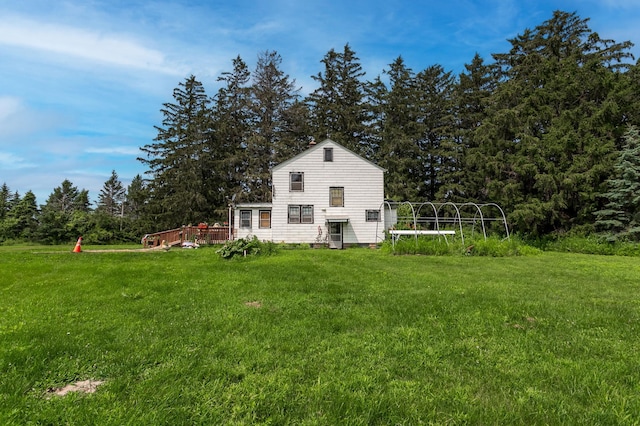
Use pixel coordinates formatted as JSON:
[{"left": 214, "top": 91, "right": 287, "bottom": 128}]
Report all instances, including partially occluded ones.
[{"left": 233, "top": 139, "right": 386, "bottom": 248}]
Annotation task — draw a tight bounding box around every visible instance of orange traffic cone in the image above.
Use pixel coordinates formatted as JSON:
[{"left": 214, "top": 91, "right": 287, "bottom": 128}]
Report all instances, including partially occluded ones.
[{"left": 73, "top": 236, "right": 83, "bottom": 253}]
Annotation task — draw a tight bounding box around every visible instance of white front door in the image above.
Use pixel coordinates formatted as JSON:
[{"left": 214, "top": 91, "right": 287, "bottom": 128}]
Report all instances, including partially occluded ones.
[{"left": 328, "top": 222, "right": 343, "bottom": 249}]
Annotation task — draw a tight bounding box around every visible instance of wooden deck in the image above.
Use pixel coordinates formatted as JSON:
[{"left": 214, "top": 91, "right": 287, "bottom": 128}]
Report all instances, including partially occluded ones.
[{"left": 142, "top": 225, "right": 231, "bottom": 248}]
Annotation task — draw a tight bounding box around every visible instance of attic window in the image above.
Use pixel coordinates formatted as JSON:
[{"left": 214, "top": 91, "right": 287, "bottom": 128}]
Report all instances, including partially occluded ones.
[
  {"left": 290, "top": 172, "right": 304, "bottom": 191},
  {"left": 324, "top": 147, "right": 333, "bottom": 162}
]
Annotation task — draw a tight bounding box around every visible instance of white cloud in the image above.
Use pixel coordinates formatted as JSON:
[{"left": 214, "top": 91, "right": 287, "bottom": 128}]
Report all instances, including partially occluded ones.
[
  {"left": 0, "top": 16, "right": 186, "bottom": 75},
  {"left": 0, "top": 151, "right": 34, "bottom": 169},
  {"left": 86, "top": 146, "right": 141, "bottom": 156}
]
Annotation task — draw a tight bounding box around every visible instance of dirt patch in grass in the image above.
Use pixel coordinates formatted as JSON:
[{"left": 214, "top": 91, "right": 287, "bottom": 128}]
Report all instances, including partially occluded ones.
[
  {"left": 244, "top": 301, "right": 262, "bottom": 308},
  {"left": 46, "top": 380, "right": 104, "bottom": 398}
]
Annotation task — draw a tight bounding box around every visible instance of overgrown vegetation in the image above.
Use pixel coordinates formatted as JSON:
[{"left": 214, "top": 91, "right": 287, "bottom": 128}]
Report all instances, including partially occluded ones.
[
  {"left": 216, "top": 236, "right": 279, "bottom": 259},
  {"left": 382, "top": 234, "right": 543, "bottom": 257},
  {"left": 1, "top": 247, "right": 639, "bottom": 424}
]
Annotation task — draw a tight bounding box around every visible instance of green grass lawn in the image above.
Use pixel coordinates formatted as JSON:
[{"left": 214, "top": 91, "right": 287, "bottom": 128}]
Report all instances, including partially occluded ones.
[{"left": 1, "top": 245, "right": 639, "bottom": 424}]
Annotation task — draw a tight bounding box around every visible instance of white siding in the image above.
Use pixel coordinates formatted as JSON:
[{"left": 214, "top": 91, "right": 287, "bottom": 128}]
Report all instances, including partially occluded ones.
[
  {"left": 234, "top": 204, "right": 273, "bottom": 241},
  {"left": 271, "top": 140, "right": 385, "bottom": 244}
]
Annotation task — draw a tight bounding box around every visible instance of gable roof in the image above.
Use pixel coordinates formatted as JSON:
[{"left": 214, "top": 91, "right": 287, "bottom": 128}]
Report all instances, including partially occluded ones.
[{"left": 272, "top": 139, "right": 386, "bottom": 172}]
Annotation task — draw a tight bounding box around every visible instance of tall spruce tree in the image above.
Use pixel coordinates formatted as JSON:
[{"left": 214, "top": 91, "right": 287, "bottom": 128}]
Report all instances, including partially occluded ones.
[
  {"left": 212, "top": 56, "right": 252, "bottom": 207},
  {"left": 474, "top": 10, "right": 633, "bottom": 235},
  {"left": 244, "top": 50, "right": 302, "bottom": 201},
  {"left": 594, "top": 126, "right": 640, "bottom": 241},
  {"left": 307, "top": 44, "right": 369, "bottom": 156},
  {"left": 414, "top": 64, "right": 457, "bottom": 200},
  {"left": 97, "top": 170, "right": 125, "bottom": 217},
  {"left": 454, "top": 54, "right": 497, "bottom": 202},
  {"left": 139, "top": 75, "right": 213, "bottom": 229},
  {"left": 0, "top": 183, "right": 11, "bottom": 221},
  {"left": 371, "top": 57, "right": 422, "bottom": 201}
]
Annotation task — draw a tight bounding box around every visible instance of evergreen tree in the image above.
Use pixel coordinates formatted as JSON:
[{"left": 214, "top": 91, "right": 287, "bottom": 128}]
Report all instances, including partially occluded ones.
[
  {"left": 0, "top": 183, "right": 11, "bottom": 221},
  {"left": 38, "top": 180, "right": 90, "bottom": 243},
  {"left": 124, "top": 174, "right": 148, "bottom": 221},
  {"left": 3, "top": 191, "right": 39, "bottom": 241},
  {"left": 244, "top": 50, "right": 303, "bottom": 201},
  {"left": 139, "top": 75, "right": 213, "bottom": 229},
  {"left": 307, "top": 44, "right": 369, "bottom": 156},
  {"left": 371, "top": 57, "right": 422, "bottom": 200},
  {"left": 414, "top": 64, "right": 457, "bottom": 200},
  {"left": 474, "top": 11, "right": 633, "bottom": 235},
  {"left": 594, "top": 126, "right": 640, "bottom": 241},
  {"left": 212, "top": 56, "right": 252, "bottom": 208},
  {"left": 97, "top": 170, "right": 125, "bottom": 217},
  {"left": 454, "top": 54, "right": 497, "bottom": 202}
]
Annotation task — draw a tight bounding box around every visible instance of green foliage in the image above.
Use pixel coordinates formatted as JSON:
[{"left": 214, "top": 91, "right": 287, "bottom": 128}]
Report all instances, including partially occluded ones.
[
  {"left": 595, "top": 126, "right": 640, "bottom": 242},
  {"left": 382, "top": 235, "right": 541, "bottom": 256},
  {"left": 533, "top": 235, "right": 640, "bottom": 256},
  {"left": 216, "top": 236, "right": 279, "bottom": 259},
  {"left": 2, "top": 248, "right": 640, "bottom": 423}
]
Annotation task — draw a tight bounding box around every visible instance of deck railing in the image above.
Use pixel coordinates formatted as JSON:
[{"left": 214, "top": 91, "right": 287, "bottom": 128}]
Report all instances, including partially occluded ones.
[{"left": 142, "top": 225, "right": 231, "bottom": 247}]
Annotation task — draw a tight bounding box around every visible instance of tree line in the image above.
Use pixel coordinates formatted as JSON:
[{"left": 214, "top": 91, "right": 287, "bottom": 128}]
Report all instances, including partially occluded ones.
[{"left": 2, "top": 10, "right": 640, "bottom": 244}]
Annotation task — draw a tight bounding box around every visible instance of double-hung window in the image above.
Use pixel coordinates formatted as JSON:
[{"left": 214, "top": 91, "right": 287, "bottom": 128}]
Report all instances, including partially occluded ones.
[
  {"left": 329, "top": 187, "right": 344, "bottom": 207},
  {"left": 288, "top": 205, "right": 314, "bottom": 224},
  {"left": 324, "top": 147, "right": 333, "bottom": 162},
  {"left": 240, "top": 210, "right": 252, "bottom": 228},
  {"left": 290, "top": 172, "right": 304, "bottom": 191}
]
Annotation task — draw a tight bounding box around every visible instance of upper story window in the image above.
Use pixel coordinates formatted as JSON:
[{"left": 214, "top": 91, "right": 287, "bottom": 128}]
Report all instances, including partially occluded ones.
[
  {"left": 240, "top": 210, "right": 252, "bottom": 228},
  {"left": 324, "top": 147, "right": 333, "bottom": 162},
  {"left": 329, "top": 187, "right": 344, "bottom": 207},
  {"left": 290, "top": 172, "right": 304, "bottom": 191}
]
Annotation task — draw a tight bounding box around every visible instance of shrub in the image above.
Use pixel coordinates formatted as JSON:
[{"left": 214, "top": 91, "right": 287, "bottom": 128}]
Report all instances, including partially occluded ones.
[{"left": 216, "top": 236, "right": 278, "bottom": 259}]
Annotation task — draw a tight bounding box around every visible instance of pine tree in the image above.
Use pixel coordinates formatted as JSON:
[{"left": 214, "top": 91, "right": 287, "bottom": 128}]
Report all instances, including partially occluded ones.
[
  {"left": 212, "top": 56, "right": 252, "bottom": 208},
  {"left": 474, "top": 11, "right": 633, "bottom": 235},
  {"left": 454, "top": 54, "right": 497, "bottom": 202},
  {"left": 307, "top": 44, "right": 369, "bottom": 156},
  {"left": 414, "top": 64, "right": 456, "bottom": 200},
  {"left": 371, "top": 57, "right": 422, "bottom": 201},
  {"left": 3, "top": 191, "right": 39, "bottom": 241},
  {"left": 97, "top": 170, "right": 125, "bottom": 217},
  {"left": 594, "top": 126, "right": 640, "bottom": 241},
  {"left": 39, "top": 180, "right": 90, "bottom": 243},
  {"left": 244, "top": 50, "right": 302, "bottom": 201},
  {"left": 139, "top": 75, "right": 213, "bottom": 229},
  {"left": 0, "top": 183, "right": 11, "bottom": 221}
]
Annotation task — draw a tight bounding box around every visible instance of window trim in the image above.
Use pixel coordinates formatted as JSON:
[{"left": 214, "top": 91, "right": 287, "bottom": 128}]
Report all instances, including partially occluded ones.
[
  {"left": 324, "top": 147, "right": 333, "bottom": 162},
  {"left": 288, "top": 205, "right": 314, "bottom": 224},
  {"left": 329, "top": 187, "right": 344, "bottom": 207},
  {"left": 259, "top": 210, "right": 271, "bottom": 229},
  {"left": 240, "top": 210, "right": 252, "bottom": 228},
  {"left": 290, "top": 172, "right": 304, "bottom": 191},
  {"left": 366, "top": 209, "right": 381, "bottom": 222}
]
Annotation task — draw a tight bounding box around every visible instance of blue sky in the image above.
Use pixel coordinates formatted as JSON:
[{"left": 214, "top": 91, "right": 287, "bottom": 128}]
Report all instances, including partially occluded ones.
[{"left": 1, "top": 0, "right": 639, "bottom": 205}]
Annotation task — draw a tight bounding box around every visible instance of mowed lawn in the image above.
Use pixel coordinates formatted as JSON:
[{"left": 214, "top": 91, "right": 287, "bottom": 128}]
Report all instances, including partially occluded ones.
[{"left": 1, "top": 245, "right": 639, "bottom": 425}]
